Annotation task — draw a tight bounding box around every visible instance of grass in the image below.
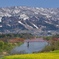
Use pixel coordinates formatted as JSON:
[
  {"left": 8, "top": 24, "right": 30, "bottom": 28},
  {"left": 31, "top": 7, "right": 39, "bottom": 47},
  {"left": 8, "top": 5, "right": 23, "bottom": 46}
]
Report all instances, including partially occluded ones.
[
  {"left": 50, "top": 50, "right": 59, "bottom": 53},
  {"left": 1, "top": 50, "right": 59, "bottom": 59},
  {"left": 1, "top": 53, "right": 59, "bottom": 59}
]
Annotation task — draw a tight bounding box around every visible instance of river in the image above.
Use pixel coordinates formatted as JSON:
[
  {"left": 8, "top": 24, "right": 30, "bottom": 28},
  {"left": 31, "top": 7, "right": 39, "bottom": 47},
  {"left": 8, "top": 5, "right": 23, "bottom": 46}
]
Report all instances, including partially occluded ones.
[{"left": 11, "top": 41, "right": 48, "bottom": 54}]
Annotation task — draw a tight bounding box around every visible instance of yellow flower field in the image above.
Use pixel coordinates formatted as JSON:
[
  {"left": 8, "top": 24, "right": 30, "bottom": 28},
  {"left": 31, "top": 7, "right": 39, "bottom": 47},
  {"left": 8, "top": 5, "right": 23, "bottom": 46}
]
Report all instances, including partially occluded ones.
[{"left": 2, "top": 53, "right": 59, "bottom": 59}]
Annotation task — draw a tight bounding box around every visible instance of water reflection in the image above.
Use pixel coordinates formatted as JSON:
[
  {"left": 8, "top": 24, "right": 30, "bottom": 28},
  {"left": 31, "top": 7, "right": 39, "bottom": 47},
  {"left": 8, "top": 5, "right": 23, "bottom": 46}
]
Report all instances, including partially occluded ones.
[{"left": 27, "top": 42, "right": 29, "bottom": 48}]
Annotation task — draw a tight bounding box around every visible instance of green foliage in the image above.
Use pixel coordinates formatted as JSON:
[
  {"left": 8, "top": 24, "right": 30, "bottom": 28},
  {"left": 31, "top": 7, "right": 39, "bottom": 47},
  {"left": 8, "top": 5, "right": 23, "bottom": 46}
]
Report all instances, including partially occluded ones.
[
  {"left": 42, "top": 34, "right": 59, "bottom": 52},
  {"left": 44, "top": 36, "right": 52, "bottom": 41},
  {"left": 52, "top": 34, "right": 59, "bottom": 38},
  {"left": 3, "top": 43, "right": 13, "bottom": 52},
  {"left": 42, "top": 40, "right": 59, "bottom": 52},
  {"left": 50, "top": 50, "right": 59, "bottom": 53},
  {"left": 0, "top": 33, "right": 34, "bottom": 55},
  {"left": 0, "top": 40, "right": 23, "bottom": 55},
  {"left": 0, "top": 33, "right": 34, "bottom": 39},
  {"left": 0, "top": 41, "right": 4, "bottom": 49}
]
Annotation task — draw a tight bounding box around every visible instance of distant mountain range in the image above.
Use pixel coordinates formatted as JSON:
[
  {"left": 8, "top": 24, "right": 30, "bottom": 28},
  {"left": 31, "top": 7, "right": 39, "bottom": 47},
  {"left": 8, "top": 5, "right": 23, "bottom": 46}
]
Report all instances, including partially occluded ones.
[{"left": 0, "top": 6, "right": 59, "bottom": 35}]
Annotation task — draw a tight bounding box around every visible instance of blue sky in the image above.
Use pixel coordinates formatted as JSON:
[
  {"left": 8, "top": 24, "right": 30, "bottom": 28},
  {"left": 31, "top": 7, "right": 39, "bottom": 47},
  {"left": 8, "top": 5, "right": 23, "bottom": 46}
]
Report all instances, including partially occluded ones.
[{"left": 0, "top": 0, "right": 59, "bottom": 8}]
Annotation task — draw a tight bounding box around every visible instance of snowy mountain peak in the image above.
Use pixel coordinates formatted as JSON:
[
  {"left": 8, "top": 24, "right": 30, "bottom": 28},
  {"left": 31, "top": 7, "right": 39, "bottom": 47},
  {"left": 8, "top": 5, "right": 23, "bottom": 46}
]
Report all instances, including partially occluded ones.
[{"left": 0, "top": 6, "right": 59, "bottom": 34}]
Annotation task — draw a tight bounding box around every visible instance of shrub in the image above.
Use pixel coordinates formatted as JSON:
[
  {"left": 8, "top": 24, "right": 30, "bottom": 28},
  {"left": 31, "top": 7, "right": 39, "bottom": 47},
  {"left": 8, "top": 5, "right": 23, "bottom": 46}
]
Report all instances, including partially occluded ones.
[{"left": 0, "top": 41, "right": 4, "bottom": 49}]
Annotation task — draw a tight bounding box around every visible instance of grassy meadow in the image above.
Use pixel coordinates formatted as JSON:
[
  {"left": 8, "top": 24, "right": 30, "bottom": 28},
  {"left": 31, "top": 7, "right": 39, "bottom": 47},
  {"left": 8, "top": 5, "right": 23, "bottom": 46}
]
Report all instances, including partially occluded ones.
[{"left": 1, "top": 50, "right": 59, "bottom": 59}]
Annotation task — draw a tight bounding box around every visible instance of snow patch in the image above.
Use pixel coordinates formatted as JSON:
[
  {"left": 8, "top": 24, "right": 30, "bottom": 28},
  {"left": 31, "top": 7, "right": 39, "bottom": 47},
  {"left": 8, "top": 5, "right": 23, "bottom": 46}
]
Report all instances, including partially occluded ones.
[
  {"left": 19, "top": 14, "right": 29, "bottom": 20},
  {"left": 56, "top": 25, "right": 59, "bottom": 27},
  {"left": 34, "top": 12, "right": 38, "bottom": 14},
  {"left": 50, "top": 11, "right": 57, "bottom": 14},
  {"left": 18, "top": 21, "right": 23, "bottom": 24},
  {"left": 0, "top": 17, "right": 2, "bottom": 22},
  {"left": 13, "top": 10, "right": 20, "bottom": 14},
  {"left": 40, "top": 13, "right": 51, "bottom": 18},
  {"left": 40, "top": 8, "right": 44, "bottom": 11},
  {"left": 7, "top": 24, "right": 11, "bottom": 27},
  {"left": 18, "top": 21, "right": 25, "bottom": 25},
  {"left": 26, "top": 25, "right": 33, "bottom": 29},
  {"left": 32, "top": 23, "right": 39, "bottom": 29},
  {"left": 18, "top": 21, "right": 33, "bottom": 29},
  {"left": 45, "top": 21, "right": 52, "bottom": 24},
  {"left": 0, "top": 25, "right": 2, "bottom": 27},
  {"left": 36, "top": 7, "right": 40, "bottom": 10},
  {"left": 4, "top": 13, "right": 11, "bottom": 17},
  {"left": 0, "top": 12, "right": 11, "bottom": 17}
]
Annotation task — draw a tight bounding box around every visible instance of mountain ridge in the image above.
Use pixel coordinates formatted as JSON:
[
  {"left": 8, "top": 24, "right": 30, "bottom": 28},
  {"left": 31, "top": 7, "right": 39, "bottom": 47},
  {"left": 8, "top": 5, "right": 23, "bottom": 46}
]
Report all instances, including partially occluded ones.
[{"left": 0, "top": 6, "right": 59, "bottom": 35}]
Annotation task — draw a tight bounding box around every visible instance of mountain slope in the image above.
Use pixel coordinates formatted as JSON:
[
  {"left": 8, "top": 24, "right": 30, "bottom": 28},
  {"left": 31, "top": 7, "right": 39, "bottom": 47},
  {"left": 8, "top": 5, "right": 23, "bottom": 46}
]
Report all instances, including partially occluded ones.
[{"left": 0, "top": 6, "right": 59, "bottom": 35}]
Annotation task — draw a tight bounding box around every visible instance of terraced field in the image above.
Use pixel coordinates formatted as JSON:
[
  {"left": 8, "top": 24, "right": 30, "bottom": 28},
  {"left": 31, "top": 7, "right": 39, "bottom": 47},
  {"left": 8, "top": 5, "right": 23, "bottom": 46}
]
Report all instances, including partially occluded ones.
[{"left": 1, "top": 50, "right": 59, "bottom": 59}]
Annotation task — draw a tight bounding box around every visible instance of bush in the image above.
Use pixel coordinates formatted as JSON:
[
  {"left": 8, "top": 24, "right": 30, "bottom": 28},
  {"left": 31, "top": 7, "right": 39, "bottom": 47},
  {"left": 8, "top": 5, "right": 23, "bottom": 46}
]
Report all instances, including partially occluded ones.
[
  {"left": 42, "top": 40, "right": 59, "bottom": 52},
  {"left": 0, "top": 41, "right": 4, "bottom": 49}
]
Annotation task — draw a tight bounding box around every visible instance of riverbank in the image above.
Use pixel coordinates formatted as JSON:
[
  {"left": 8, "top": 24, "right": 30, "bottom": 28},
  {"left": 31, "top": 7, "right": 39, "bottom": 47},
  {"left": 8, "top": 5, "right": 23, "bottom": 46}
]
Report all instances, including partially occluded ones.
[{"left": 0, "top": 41, "right": 23, "bottom": 56}]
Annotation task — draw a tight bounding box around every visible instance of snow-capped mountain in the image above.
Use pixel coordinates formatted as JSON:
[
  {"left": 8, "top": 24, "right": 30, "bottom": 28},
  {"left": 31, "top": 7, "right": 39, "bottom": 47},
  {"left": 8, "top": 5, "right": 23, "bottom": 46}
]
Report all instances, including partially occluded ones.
[{"left": 0, "top": 6, "right": 59, "bottom": 35}]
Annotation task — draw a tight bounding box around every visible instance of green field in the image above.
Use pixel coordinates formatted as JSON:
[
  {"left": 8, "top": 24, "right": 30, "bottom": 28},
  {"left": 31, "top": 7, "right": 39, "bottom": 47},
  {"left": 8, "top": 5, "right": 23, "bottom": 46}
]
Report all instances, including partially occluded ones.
[{"left": 1, "top": 50, "right": 59, "bottom": 59}]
